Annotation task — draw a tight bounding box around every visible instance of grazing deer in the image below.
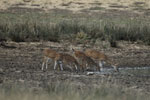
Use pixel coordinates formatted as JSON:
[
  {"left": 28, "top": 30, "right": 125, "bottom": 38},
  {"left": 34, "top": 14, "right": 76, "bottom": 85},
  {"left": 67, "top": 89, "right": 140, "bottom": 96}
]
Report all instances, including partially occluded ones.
[
  {"left": 58, "top": 53, "right": 80, "bottom": 72},
  {"left": 72, "top": 48, "right": 99, "bottom": 71},
  {"left": 41, "top": 48, "right": 63, "bottom": 71},
  {"left": 84, "top": 49, "right": 119, "bottom": 72},
  {"left": 42, "top": 48, "right": 79, "bottom": 72}
]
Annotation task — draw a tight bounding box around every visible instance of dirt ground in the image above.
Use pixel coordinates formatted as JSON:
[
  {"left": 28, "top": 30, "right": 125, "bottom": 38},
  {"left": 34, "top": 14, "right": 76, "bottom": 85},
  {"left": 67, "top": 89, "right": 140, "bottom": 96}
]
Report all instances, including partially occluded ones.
[
  {"left": 0, "top": 41, "right": 150, "bottom": 94},
  {"left": 0, "top": 0, "right": 150, "bottom": 97}
]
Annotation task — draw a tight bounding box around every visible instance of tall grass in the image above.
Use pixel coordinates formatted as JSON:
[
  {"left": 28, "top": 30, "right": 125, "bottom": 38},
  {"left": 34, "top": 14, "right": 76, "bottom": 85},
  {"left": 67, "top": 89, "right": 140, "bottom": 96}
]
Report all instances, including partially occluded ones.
[
  {"left": 0, "top": 12, "right": 150, "bottom": 46},
  {"left": 0, "top": 82, "right": 149, "bottom": 100}
]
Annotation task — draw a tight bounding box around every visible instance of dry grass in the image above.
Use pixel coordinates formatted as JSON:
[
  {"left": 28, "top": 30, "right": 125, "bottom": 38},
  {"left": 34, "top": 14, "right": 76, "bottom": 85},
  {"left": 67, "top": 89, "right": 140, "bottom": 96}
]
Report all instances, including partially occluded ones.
[
  {"left": 0, "top": 12, "right": 150, "bottom": 45},
  {"left": 0, "top": 82, "right": 149, "bottom": 100}
]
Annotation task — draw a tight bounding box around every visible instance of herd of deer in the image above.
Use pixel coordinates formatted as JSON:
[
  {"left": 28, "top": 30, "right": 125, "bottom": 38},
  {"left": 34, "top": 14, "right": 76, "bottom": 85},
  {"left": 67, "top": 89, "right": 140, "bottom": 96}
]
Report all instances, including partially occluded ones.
[{"left": 41, "top": 47, "right": 119, "bottom": 72}]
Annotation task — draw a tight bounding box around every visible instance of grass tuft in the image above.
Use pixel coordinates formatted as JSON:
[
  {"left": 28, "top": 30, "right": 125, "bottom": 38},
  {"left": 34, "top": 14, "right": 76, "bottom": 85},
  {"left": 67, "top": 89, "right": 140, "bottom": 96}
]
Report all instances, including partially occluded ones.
[
  {"left": 0, "top": 12, "right": 150, "bottom": 46},
  {"left": 0, "top": 82, "right": 149, "bottom": 100}
]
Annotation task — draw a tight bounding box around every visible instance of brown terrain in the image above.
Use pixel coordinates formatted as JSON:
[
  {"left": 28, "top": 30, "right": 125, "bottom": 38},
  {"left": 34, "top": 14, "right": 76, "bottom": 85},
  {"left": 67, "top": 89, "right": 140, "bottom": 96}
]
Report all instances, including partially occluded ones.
[
  {"left": 0, "top": 41, "right": 150, "bottom": 94},
  {"left": 0, "top": 0, "right": 150, "bottom": 96}
]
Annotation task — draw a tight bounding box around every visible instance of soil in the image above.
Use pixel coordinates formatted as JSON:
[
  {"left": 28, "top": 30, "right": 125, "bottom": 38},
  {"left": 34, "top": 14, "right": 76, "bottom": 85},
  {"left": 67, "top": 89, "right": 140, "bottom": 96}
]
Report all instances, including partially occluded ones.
[
  {"left": 0, "top": 41, "right": 150, "bottom": 94},
  {"left": 0, "top": 0, "right": 150, "bottom": 96}
]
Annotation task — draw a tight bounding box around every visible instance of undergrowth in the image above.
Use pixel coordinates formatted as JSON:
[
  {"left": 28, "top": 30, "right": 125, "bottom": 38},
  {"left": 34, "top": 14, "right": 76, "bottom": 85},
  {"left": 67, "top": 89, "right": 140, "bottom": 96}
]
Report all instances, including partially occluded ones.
[
  {"left": 0, "top": 12, "right": 150, "bottom": 46},
  {"left": 0, "top": 82, "right": 149, "bottom": 100}
]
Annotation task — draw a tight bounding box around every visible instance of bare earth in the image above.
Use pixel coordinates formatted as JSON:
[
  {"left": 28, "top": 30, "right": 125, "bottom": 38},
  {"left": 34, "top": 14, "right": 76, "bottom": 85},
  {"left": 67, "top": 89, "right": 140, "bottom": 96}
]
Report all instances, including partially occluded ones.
[
  {"left": 0, "top": 41, "right": 150, "bottom": 94},
  {"left": 0, "top": 0, "right": 150, "bottom": 95}
]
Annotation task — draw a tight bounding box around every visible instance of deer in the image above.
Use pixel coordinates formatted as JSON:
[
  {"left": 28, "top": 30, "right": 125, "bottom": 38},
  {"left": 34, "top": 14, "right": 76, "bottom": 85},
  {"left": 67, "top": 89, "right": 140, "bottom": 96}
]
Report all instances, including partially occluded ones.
[
  {"left": 71, "top": 48, "right": 99, "bottom": 71},
  {"left": 84, "top": 49, "right": 119, "bottom": 72},
  {"left": 41, "top": 48, "right": 63, "bottom": 71},
  {"left": 42, "top": 48, "right": 80, "bottom": 72},
  {"left": 58, "top": 53, "right": 80, "bottom": 72}
]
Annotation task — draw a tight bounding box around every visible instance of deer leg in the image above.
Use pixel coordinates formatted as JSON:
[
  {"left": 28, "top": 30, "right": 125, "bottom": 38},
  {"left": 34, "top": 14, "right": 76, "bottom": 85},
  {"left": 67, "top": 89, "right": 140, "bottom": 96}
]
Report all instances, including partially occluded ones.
[
  {"left": 45, "top": 58, "right": 50, "bottom": 69},
  {"left": 81, "top": 63, "right": 85, "bottom": 72},
  {"left": 42, "top": 57, "right": 46, "bottom": 70},
  {"left": 59, "top": 61, "right": 63, "bottom": 71},
  {"left": 96, "top": 63, "right": 100, "bottom": 72},
  {"left": 75, "top": 65, "right": 78, "bottom": 71},
  {"left": 54, "top": 60, "right": 57, "bottom": 70},
  {"left": 41, "top": 62, "right": 45, "bottom": 70},
  {"left": 99, "top": 61, "right": 104, "bottom": 71}
]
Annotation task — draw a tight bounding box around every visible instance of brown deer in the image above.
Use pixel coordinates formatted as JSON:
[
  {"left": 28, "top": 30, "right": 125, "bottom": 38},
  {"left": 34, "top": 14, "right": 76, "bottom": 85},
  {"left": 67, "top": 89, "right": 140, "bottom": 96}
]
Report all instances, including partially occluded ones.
[
  {"left": 84, "top": 49, "right": 119, "bottom": 72},
  {"left": 72, "top": 48, "right": 99, "bottom": 71},
  {"left": 41, "top": 48, "right": 63, "bottom": 71},
  {"left": 42, "top": 48, "right": 80, "bottom": 72}
]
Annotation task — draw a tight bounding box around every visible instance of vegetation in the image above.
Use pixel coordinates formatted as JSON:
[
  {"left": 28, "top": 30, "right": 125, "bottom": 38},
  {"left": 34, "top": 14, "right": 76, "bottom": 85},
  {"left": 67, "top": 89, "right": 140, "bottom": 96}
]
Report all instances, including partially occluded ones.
[
  {"left": 0, "top": 82, "right": 149, "bottom": 100},
  {"left": 0, "top": 12, "right": 150, "bottom": 46}
]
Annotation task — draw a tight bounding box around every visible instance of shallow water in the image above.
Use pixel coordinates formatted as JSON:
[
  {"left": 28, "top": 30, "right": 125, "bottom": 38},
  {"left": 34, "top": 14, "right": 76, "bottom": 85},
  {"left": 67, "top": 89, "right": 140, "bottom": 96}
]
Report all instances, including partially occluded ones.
[{"left": 87, "top": 66, "right": 150, "bottom": 76}]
